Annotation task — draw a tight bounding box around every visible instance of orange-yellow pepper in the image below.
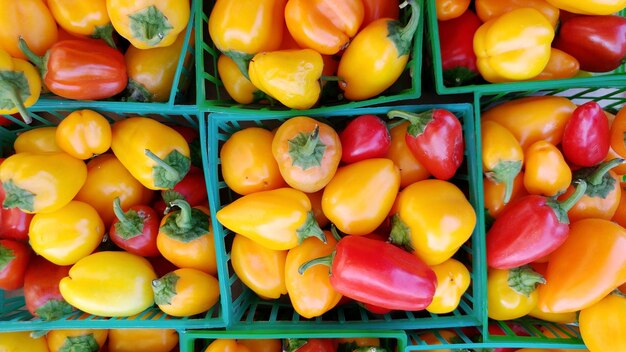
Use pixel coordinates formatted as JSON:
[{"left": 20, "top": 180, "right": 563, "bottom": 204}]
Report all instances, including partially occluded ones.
[
  {"left": 0, "top": 331, "right": 49, "bottom": 352},
  {"left": 237, "top": 339, "right": 281, "bottom": 352},
  {"left": 55, "top": 109, "right": 112, "bottom": 160},
  {"left": 0, "top": 0, "right": 58, "bottom": 60},
  {"left": 481, "top": 96, "right": 576, "bottom": 150},
  {"left": 610, "top": 105, "right": 626, "bottom": 159},
  {"left": 488, "top": 266, "right": 544, "bottom": 320},
  {"left": 0, "top": 48, "right": 42, "bottom": 124},
  {"left": 426, "top": 258, "right": 471, "bottom": 314},
  {"left": 285, "top": 233, "right": 342, "bottom": 318},
  {"left": 47, "top": 329, "right": 108, "bottom": 352},
  {"left": 47, "top": 0, "right": 115, "bottom": 47},
  {"left": 435, "top": 0, "right": 471, "bottom": 20},
  {"left": 545, "top": 0, "right": 626, "bottom": 15},
  {"left": 0, "top": 152, "right": 87, "bottom": 213},
  {"left": 412, "top": 330, "right": 456, "bottom": 351},
  {"left": 473, "top": 8, "right": 554, "bottom": 82},
  {"left": 306, "top": 190, "right": 329, "bottom": 228},
  {"left": 217, "top": 55, "right": 263, "bottom": 105},
  {"left": 204, "top": 339, "right": 251, "bottom": 352},
  {"left": 611, "top": 181, "right": 626, "bottom": 228},
  {"left": 531, "top": 48, "right": 580, "bottom": 81},
  {"left": 482, "top": 120, "right": 524, "bottom": 204},
  {"left": 13, "top": 127, "right": 61, "bottom": 153},
  {"left": 390, "top": 179, "right": 476, "bottom": 265},
  {"left": 484, "top": 171, "right": 528, "bottom": 219},
  {"left": 579, "top": 292, "right": 626, "bottom": 352},
  {"left": 523, "top": 140, "right": 572, "bottom": 197},
  {"left": 108, "top": 327, "right": 178, "bottom": 352},
  {"left": 284, "top": 0, "right": 364, "bottom": 55},
  {"left": 385, "top": 121, "right": 430, "bottom": 188},
  {"left": 153, "top": 268, "right": 220, "bottom": 317},
  {"left": 475, "top": 0, "right": 560, "bottom": 28},
  {"left": 231, "top": 233, "right": 288, "bottom": 299}
]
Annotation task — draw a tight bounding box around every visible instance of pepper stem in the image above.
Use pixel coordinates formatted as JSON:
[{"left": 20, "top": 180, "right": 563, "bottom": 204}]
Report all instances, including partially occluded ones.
[
  {"left": 92, "top": 23, "right": 117, "bottom": 49},
  {"left": 398, "top": 0, "right": 420, "bottom": 45},
  {"left": 1, "top": 82, "right": 32, "bottom": 124},
  {"left": 320, "top": 75, "right": 342, "bottom": 82},
  {"left": 559, "top": 180, "right": 588, "bottom": 213},
  {"left": 612, "top": 288, "right": 626, "bottom": 298},
  {"left": 17, "top": 37, "right": 44, "bottom": 72},
  {"left": 508, "top": 265, "right": 545, "bottom": 297},
  {"left": 387, "top": 110, "right": 433, "bottom": 137},
  {"left": 588, "top": 158, "right": 626, "bottom": 185},
  {"left": 330, "top": 224, "right": 342, "bottom": 242},
  {"left": 144, "top": 149, "right": 180, "bottom": 182},
  {"left": 170, "top": 199, "right": 193, "bottom": 230},
  {"left": 298, "top": 252, "right": 334, "bottom": 275},
  {"left": 112, "top": 197, "right": 136, "bottom": 229},
  {"left": 301, "top": 125, "right": 320, "bottom": 156}
]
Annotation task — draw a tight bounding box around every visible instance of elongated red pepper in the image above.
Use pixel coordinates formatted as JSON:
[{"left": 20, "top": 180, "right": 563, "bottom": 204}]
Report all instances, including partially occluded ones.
[
  {"left": 554, "top": 15, "right": 626, "bottom": 72},
  {"left": 387, "top": 109, "right": 464, "bottom": 180},
  {"left": 19, "top": 38, "right": 127, "bottom": 100},
  {"left": 562, "top": 101, "right": 610, "bottom": 167},
  {"left": 437, "top": 9, "right": 481, "bottom": 86},
  {"left": 486, "top": 180, "right": 588, "bottom": 269},
  {"left": 299, "top": 235, "right": 437, "bottom": 311},
  {"left": 0, "top": 162, "right": 33, "bottom": 241},
  {"left": 109, "top": 197, "right": 160, "bottom": 257},
  {"left": 23, "top": 255, "right": 73, "bottom": 321}
]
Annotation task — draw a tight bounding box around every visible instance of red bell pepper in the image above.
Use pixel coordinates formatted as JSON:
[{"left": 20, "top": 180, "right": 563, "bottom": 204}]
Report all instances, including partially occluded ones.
[
  {"left": 0, "top": 239, "right": 31, "bottom": 290},
  {"left": 109, "top": 197, "right": 160, "bottom": 257},
  {"left": 0, "top": 173, "right": 33, "bottom": 242},
  {"left": 360, "top": 302, "right": 392, "bottom": 315},
  {"left": 18, "top": 38, "right": 127, "bottom": 100},
  {"left": 387, "top": 109, "right": 464, "bottom": 180},
  {"left": 554, "top": 15, "right": 626, "bottom": 72},
  {"left": 562, "top": 101, "right": 610, "bottom": 167},
  {"left": 437, "top": 9, "right": 481, "bottom": 86},
  {"left": 300, "top": 235, "right": 437, "bottom": 311},
  {"left": 286, "top": 338, "right": 339, "bottom": 352},
  {"left": 339, "top": 114, "right": 391, "bottom": 164},
  {"left": 23, "top": 255, "right": 73, "bottom": 321},
  {"left": 486, "top": 181, "right": 588, "bottom": 270}
]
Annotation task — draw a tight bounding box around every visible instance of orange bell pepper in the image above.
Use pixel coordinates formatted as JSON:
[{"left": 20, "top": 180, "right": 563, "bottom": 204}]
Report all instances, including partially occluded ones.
[
  {"left": 108, "top": 327, "right": 178, "bottom": 352},
  {"left": 238, "top": 339, "right": 281, "bottom": 352},
  {"left": 47, "top": 0, "right": 115, "bottom": 47},
  {"left": 204, "top": 339, "right": 251, "bottom": 352},
  {"left": 482, "top": 120, "right": 524, "bottom": 204},
  {"left": 611, "top": 181, "right": 626, "bottom": 228},
  {"left": 435, "top": 0, "right": 470, "bottom": 20},
  {"left": 153, "top": 268, "right": 220, "bottom": 317},
  {"left": 305, "top": 190, "right": 329, "bottom": 229},
  {"left": 475, "top": 0, "right": 560, "bottom": 27},
  {"left": 0, "top": 0, "right": 58, "bottom": 60},
  {"left": 47, "top": 329, "right": 108, "bottom": 352},
  {"left": 531, "top": 48, "right": 580, "bottom": 81},
  {"left": 217, "top": 55, "right": 263, "bottom": 105},
  {"left": 285, "top": 0, "right": 364, "bottom": 55},
  {"left": 360, "top": 0, "right": 399, "bottom": 29},
  {"left": 610, "top": 105, "right": 626, "bottom": 159},
  {"left": 385, "top": 121, "right": 430, "bottom": 188},
  {"left": 55, "top": 109, "right": 112, "bottom": 160},
  {"left": 523, "top": 140, "right": 572, "bottom": 197},
  {"left": 483, "top": 171, "right": 528, "bottom": 219},
  {"left": 579, "top": 291, "right": 626, "bottom": 352}
]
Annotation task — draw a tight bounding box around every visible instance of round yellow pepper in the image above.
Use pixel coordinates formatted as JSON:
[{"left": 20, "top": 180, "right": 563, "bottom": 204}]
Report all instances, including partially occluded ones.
[
  {"left": 426, "top": 258, "right": 471, "bottom": 314},
  {"left": 152, "top": 268, "right": 220, "bottom": 317},
  {"left": 487, "top": 266, "right": 544, "bottom": 320},
  {"left": 55, "top": 109, "right": 112, "bottom": 160}
]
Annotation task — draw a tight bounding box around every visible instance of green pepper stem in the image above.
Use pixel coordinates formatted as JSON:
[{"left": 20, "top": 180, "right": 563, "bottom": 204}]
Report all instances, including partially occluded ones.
[
  {"left": 559, "top": 180, "right": 588, "bottom": 213},
  {"left": 298, "top": 252, "right": 333, "bottom": 275},
  {"left": 112, "top": 197, "right": 130, "bottom": 225},
  {"left": 589, "top": 158, "right": 626, "bottom": 185},
  {"left": 508, "top": 265, "right": 546, "bottom": 297},
  {"left": 170, "top": 199, "right": 193, "bottom": 230},
  {"left": 386, "top": 109, "right": 432, "bottom": 137},
  {"left": 330, "top": 224, "right": 342, "bottom": 242},
  {"left": 612, "top": 288, "right": 626, "bottom": 298},
  {"left": 3, "top": 83, "right": 32, "bottom": 124},
  {"left": 92, "top": 23, "right": 117, "bottom": 49},
  {"left": 144, "top": 149, "right": 180, "bottom": 182},
  {"left": 17, "top": 37, "right": 44, "bottom": 72},
  {"left": 398, "top": 0, "right": 420, "bottom": 44},
  {"left": 301, "top": 125, "right": 320, "bottom": 157},
  {"left": 320, "top": 75, "right": 342, "bottom": 82}
]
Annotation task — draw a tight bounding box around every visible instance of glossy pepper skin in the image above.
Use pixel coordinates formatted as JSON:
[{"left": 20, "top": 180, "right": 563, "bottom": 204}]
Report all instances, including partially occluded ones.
[
  {"left": 339, "top": 115, "right": 391, "bottom": 164},
  {"left": 204, "top": 339, "right": 252, "bottom": 352},
  {"left": 249, "top": 49, "right": 323, "bottom": 110},
  {"left": 216, "top": 188, "right": 325, "bottom": 251},
  {"left": 531, "top": 48, "right": 580, "bottom": 81},
  {"left": 0, "top": 49, "right": 42, "bottom": 124},
  {"left": 110, "top": 198, "right": 160, "bottom": 257},
  {"left": 426, "top": 258, "right": 471, "bottom": 314},
  {"left": 579, "top": 292, "right": 626, "bottom": 352},
  {"left": 523, "top": 140, "right": 572, "bottom": 197},
  {"left": 19, "top": 38, "right": 127, "bottom": 101},
  {"left": 385, "top": 121, "right": 430, "bottom": 188},
  {"left": 55, "top": 109, "right": 112, "bottom": 160},
  {"left": 390, "top": 179, "right": 476, "bottom": 265},
  {"left": 0, "top": 152, "right": 87, "bottom": 214},
  {"left": 0, "top": 332, "right": 49, "bottom": 352},
  {"left": 0, "top": 173, "right": 33, "bottom": 241},
  {"left": 13, "top": 127, "right": 61, "bottom": 153},
  {"left": 111, "top": 117, "right": 191, "bottom": 190},
  {"left": 300, "top": 235, "right": 437, "bottom": 311},
  {"left": 322, "top": 158, "right": 400, "bottom": 235},
  {"left": 473, "top": 8, "right": 554, "bottom": 82},
  {"left": 0, "top": 239, "right": 31, "bottom": 290},
  {"left": 47, "top": 329, "right": 108, "bottom": 352},
  {"left": 107, "top": 0, "right": 190, "bottom": 49},
  {"left": 482, "top": 120, "right": 524, "bottom": 204},
  {"left": 360, "top": 0, "right": 399, "bottom": 29},
  {"left": 23, "top": 256, "right": 73, "bottom": 321},
  {"left": 475, "top": 0, "right": 560, "bottom": 28},
  {"left": 59, "top": 251, "right": 157, "bottom": 317},
  {"left": 388, "top": 109, "right": 464, "bottom": 181},
  {"left": 487, "top": 266, "right": 545, "bottom": 320},
  {"left": 484, "top": 171, "right": 528, "bottom": 219},
  {"left": 437, "top": 9, "right": 481, "bottom": 87},
  {"left": 47, "top": 0, "right": 115, "bottom": 47},
  {"left": 217, "top": 54, "right": 263, "bottom": 105},
  {"left": 486, "top": 181, "right": 588, "bottom": 270},
  {"left": 107, "top": 328, "right": 178, "bottom": 352},
  {"left": 285, "top": 0, "right": 364, "bottom": 55},
  {"left": 337, "top": 0, "right": 420, "bottom": 101},
  {"left": 152, "top": 268, "right": 220, "bottom": 317},
  {"left": 0, "top": 0, "right": 58, "bottom": 60},
  {"left": 554, "top": 15, "right": 626, "bottom": 73},
  {"left": 537, "top": 218, "right": 626, "bottom": 313},
  {"left": 546, "top": 0, "right": 626, "bottom": 15},
  {"left": 435, "top": 0, "right": 470, "bottom": 20}
]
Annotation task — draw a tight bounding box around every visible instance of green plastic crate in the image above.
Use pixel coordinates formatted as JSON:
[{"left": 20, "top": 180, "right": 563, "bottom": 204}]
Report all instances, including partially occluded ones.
[
  {"left": 426, "top": 0, "right": 626, "bottom": 95},
  {"left": 25, "top": 0, "right": 197, "bottom": 112},
  {"left": 180, "top": 329, "right": 407, "bottom": 352},
  {"left": 0, "top": 107, "right": 228, "bottom": 331},
  {"left": 194, "top": 0, "right": 424, "bottom": 115},
  {"left": 202, "top": 103, "right": 485, "bottom": 329}
]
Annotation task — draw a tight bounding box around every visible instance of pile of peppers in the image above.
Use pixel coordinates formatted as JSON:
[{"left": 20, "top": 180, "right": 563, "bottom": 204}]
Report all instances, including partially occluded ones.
[
  {"left": 436, "top": 0, "right": 626, "bottom": 86},
  {"left": 0, "top": 0, "right": 192, "bottom": 124},
  {"left": 202, "top": 337, "right": 395, "bottom": 352},
  {"left": 216, "top": 109, "right": 476, "bottom": 318},
  {"left": 481, "top": 95, "right": 626, "bottom": 351},
  {"left": 0, "top": 110, "right": 220, "bottom": 320},
  {"left": 209, "top": 0, "right": 420, "bottom": 109}
]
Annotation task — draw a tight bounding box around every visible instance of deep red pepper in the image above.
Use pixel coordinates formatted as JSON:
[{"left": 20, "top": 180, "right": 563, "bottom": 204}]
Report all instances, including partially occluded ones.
[
  {"left": 360, "top": 302, "right": 393, "bottom": 315},
  {"left": 23, "top": 255, "right": 73, "bottom": 321},
  {"left": 437, "top": 9, "right": 481, "bottom": 86},
  {"left": 109, "top": 197, "right": 160, "bottom": 257},
  {"left": 0, "top": 170, "right": 33, "bottom": 242},
  {"left": 300, "top": 235, "right": 437, "bottom": 311},
  {"left": 387, "top": 109, "right": 464, "bottom": 181},
  {"left": 554, "top": 15, "right": 626, "bottom": 73},
  {"left": 165, "top": 167, "right": 208, "bottom": 207},
  {"left": 562, "top": 101, "right": 610, "bottom": 167},
  {"left": 486, "top": 181, "right": 588, "bottom": 270},
  {"left": 286, "top": 338, "right": 339, "bottom": 352},
  {"left": 360, "top": 0, "right": 400, "bottom": 29},
  {"left": 339, "top": 114, "right": 391, "bottom": 164},
  {"left": 18, "top": 38, "right": 127, "bottom": 100},
  {"left": 0, "top": 239, "right": 31, "bottom": 290}
]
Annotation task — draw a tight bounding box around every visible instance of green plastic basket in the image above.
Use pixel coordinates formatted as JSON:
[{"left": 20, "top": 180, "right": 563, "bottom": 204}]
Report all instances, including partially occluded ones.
[
  {"left": 202, "top": 103, "right": 486, "bottom": 329},
  {"left": 426, "top": 0, "right": 626, "bottom": 95},
  {"left": 0, "top": 107, "right": 228, "bottom": 331},
  {"left": 194, "top": 0, "right": 424, "bottom": 116},
  {"left": 25, "top": 0, "right": 197, "bottom": 112},
  {"left": 180, "top": 329, "right": 407, "bottom": 352}
]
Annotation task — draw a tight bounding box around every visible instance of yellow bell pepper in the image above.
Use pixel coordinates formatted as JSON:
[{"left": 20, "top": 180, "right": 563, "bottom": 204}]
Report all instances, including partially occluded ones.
[
  {"left": 55, "top": 109, "right": 112, "bottom": 160},
  {"left": 546, "top": 0, "right": 626, "bottom": 15},
  {"left": 216, "top": 187, "right": 326, "bottom": 251},
  {"left": 152, "top": 268, "right": 220, "bottom": 317},
  {"left": 390, "top": 179, "right": 476, "bottom": 265},
  {"left": 473, "top": 8, "right": 554, "bottom": 82},
  {"left": 0, "top": 48, "right": 42, "bottom": 124},
  {"left": 0, "top": 331, "right": 49, "bottom": 352},
  {"left": 59, "top": 251, "right": 157, "bottom": 317},
  {"left": 217, "top": 54, "right": 263, "bottom": 105},
  {"left": 111, "top": 117, "right": 191, "bottom": 190},
  {"left": 231, "top": 234, "right": 288, "bottom": 299},
  {"left": 579, "top": 292, "right": 626, "bottom": 352},
  {"left": 208, "top": 0, "right": 286, "bottom": 76},
  {"left": 0, "top": 152, "right": 87, "bottom": 213},
  {"left": 426, "top": 258, "right": 471, "bottom": 314},
  {"left": 487, "top": 266, "right": 545, "bottom": 320},
  {"left": 13, "top": 127, "right": 61, "bottom": 153},
  {"left": 47, "top": 329, "right": 108, "bottom": 352},
  {"left": 47, "top": 0, "right": 115, "bottom": 47},
  {"left": 248, "top": 49, "right": 323, "bottom": 110},
  {"left": 29, "top": 201, "right": 105, "bottom": 266},
  {"left": 0, "top": 0, "right": 58, "bottom": 60},
  {"left": 106, "top": 0, "right": 190, "bottom": 49}
]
